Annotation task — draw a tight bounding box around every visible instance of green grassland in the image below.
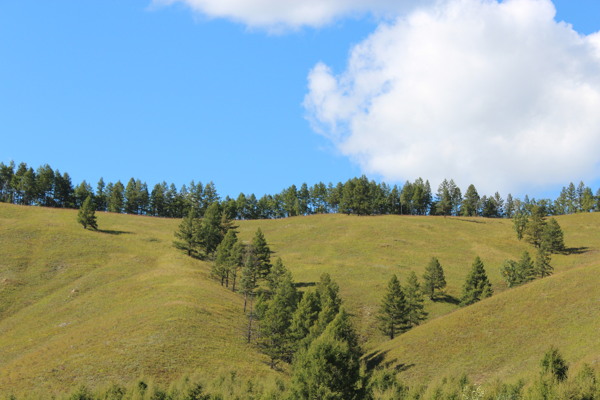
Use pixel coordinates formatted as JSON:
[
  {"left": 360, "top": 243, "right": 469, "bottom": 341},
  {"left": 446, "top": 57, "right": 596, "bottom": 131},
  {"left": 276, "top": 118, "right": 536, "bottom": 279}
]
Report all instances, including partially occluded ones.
[
  {"left": 370, "top": 262, "right": 600, "bottom": 385},
  {"left": 0, "top": 204, "right": 275, "bottom": 395},
  {"left": 1, "top": 203, "right": 599, "bottom": 395}
]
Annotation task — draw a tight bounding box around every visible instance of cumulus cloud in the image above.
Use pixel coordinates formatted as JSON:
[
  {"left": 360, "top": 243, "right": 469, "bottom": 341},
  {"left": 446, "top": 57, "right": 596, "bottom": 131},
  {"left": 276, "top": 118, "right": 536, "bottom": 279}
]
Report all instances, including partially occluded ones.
[
  {"left": 153, "top": 0, "right": 435, "bottom": 30},
  {"left": 305, "top": 0, "right": 600, "bottom": 195}
]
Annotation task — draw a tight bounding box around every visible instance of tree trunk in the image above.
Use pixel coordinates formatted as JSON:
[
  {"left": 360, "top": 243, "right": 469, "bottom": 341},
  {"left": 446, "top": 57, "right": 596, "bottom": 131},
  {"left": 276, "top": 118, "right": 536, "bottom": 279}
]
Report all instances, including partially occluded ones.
[{"left": 246, "top": 295, "right": 254, "bottom": 344}]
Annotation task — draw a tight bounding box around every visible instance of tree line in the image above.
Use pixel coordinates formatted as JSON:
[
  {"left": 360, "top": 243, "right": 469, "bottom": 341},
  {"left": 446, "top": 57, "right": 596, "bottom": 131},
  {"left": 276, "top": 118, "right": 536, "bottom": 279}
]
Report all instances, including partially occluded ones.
[{"left": 3, "top": 161, "right": 600, "bottom": 219}]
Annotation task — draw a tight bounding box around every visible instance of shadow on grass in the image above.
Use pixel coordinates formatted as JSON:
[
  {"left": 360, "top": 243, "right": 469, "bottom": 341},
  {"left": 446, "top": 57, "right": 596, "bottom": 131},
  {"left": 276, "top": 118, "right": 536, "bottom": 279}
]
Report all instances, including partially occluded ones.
[
  {"left": 295, "top": 282, "right": 317, "bottom": 289},
  {"left": 433, "top": 293, "right": 461, "bottom": 305},
  {"left": 364, "top": 350, "right": 415, "bottom": 373},
  {"left": 454, "top": 218, "right": 486, "bottom": 224},
  {"left": 98, "top": 229, "right": 132, "bottom": 235},
  {"left": 564, "top": 246, "right": 589, "bottom": 255}
]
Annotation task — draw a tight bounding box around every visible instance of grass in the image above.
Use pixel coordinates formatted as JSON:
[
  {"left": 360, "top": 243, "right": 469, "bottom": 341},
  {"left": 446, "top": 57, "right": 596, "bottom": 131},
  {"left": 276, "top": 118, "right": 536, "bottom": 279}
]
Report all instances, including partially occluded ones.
[
  {"left": 0, "top": 204, "right": 275, "bottom": 396},
  {"left": 368, "top": 262, "right": 600, "bottom": 385},
  {"left": 233, "top": 213, "right": 597, "bottom": 342},
  {"left": 1, "top": 204, "right": 599, "bottom": 395}
]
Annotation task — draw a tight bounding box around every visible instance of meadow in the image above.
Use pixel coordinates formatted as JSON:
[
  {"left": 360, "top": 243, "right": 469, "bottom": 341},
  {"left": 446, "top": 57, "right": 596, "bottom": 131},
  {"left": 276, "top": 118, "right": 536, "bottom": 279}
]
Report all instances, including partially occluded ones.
[{"left": 0, "top": 203, "right": 598, "bottom": 395}]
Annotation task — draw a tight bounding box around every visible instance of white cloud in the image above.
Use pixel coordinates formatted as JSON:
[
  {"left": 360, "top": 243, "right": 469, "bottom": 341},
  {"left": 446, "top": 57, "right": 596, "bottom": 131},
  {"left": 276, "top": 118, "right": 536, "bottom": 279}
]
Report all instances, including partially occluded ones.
[
  {"left": 305, "top": 0, "right": 600, "bottom": 195},
  {"left": 153, "top": 0, "right": 435, "bottom": 30}
]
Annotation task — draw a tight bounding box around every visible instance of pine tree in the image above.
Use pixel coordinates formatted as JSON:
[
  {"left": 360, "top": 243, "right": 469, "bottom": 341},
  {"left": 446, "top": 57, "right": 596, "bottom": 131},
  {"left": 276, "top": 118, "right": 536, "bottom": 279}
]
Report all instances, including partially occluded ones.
[
  {"left": 501, "top": 260, "right": 521, "bottom": 288},
  {"left": 124, "top": 178, "right": 139, "bottom": 214},
  {"left": 240, "top": 250, "right": 259, "bottom": 314},
  {"left": 173, "top": 208, "right": 200, "bottom": 258},
  {"left": 95, "top": 178, "right": 107, "bottom": 211},
  {"left": 289, "top": 290, "right": 321, "bottom": 350},
  {"left": 435, "top": 179, "right": 453, "bottom": 216},
  {"left": 404, "top": 271, "right": 428, "bottom": 327},
  {"left": 36, "top": 164, "right": 55, "bottom": 207},
  {"left": 541, "top": 347, "right": 569, "bottom": 382},
  {"left": 313, "top": 273, "right": 342, "bottom": 337},
  {"left": 524, "top": 207, "right": 546, "bottom": 248},
  {"left": 378, "top": 275, "right": 409, "bottom": 339},
  {"left": 249, "top": 228, "right": 272, "bottom": 279},
  {"left": 422, "top": 257, "right": 446, "bottom": 300},
  {"left": 107, "top": 181, "right": 125, "bottom": 213},
  {"left": 74, "top": 181, "right": 93, "bottom": 208},
  {"left": 77, "top": 196, "right": 98, "bottom": 230},
  {"left": 198, "top": 202, "right": 223, "bottom": 258},
  {"left": 518, "top": 251, "right": 536, "bottom": 283},
  {"left": 229, "top": 241, "right": 245, "bottom": 292},
  {"left": 505, "top": 193, "right": 515, "bottom": 218},
  {"left": 290, "top": 309, "right": 362, "bottom": 400},
  {"left": 501, "top": 251, "right": 535, "bottom": 287},
  {"left": 257, "top": 275, "right": 298, "bottom": 367},
  {"left": 513, "top": 212, "right": 528, "bottom": 241},
  {"left": 240, "top": 249, "right": 260, "bottom": 342},
  {"left": 461, "top": 256, "right": 493, "bottom": 306},
  {"left": 267, "top": 257, "right": 291, "bottom": 293},
  {"left": 542, "top": 218, "right": 565, "bottom": 254},
  {"left": 213, "top": 229, "right": 238, "bottom": 287},
  {"left": 535, "top": 246, "right": 553, "bottom": 278}
]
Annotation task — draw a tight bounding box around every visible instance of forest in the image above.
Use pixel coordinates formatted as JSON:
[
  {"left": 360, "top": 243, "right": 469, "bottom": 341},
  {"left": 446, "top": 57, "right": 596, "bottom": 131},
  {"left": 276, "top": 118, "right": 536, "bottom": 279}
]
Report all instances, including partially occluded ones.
[{"left": 0, "top": 161, "right": 597, "bottom": 220}]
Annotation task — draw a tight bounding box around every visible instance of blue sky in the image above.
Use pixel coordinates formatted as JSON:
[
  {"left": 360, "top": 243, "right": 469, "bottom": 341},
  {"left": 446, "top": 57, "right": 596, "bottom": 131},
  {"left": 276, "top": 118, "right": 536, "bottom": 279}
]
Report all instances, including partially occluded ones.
[{"left": 1, "top": 0, "right": 599, "bottom": 199}]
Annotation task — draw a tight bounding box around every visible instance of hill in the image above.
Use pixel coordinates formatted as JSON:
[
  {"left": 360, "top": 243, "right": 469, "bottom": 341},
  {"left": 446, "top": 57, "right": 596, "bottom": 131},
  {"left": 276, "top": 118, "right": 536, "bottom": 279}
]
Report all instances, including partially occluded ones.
[
  {"left": 369, "top": 262, "right": 600, "bottom": 385},
  {"left": 1, "top": 203, "right": 599, "bottom": 394},
  {"left": 0, "top": 204, "right": 275, "bottom": 395},
  {"left": 234, "top": 212, "right": 599, "bottom": 342}
]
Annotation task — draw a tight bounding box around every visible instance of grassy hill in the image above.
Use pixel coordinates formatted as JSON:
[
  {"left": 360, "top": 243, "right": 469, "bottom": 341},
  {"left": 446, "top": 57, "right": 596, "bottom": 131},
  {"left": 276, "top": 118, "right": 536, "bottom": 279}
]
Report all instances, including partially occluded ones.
[
  {"left": 234, "top": 212, "right": 600, "bottom": 342},
  {"left": 0, "top": 204, "right": 275, "bottom": 395},
  {"left": 368, "top": 262, "right": 600, "bottom": 385},
  {"left": 1, "top": 203, "right": 599, "bottom": 394}
]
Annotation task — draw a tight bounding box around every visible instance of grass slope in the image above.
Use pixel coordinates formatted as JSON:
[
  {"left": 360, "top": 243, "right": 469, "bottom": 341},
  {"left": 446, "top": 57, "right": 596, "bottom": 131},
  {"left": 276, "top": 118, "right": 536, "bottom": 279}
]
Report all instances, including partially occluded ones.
[
  {"left": 0, "top": 204, "right": 274, "bottom": 395},
  {"left": 369, "top": 262, "right": 600, "bottom": 385},
  {"left": 1, "top": 204, "right": 599, "bottom": 394},
  {"left": 234, "top": 213, "right": 599, "bottom": 342}
]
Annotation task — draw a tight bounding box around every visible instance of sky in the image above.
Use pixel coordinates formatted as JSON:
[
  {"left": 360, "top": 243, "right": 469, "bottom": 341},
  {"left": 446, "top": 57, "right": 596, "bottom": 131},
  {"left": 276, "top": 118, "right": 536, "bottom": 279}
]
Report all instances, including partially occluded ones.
[{"left": 1, "top": 0, "right": 600, "bottom": 199}]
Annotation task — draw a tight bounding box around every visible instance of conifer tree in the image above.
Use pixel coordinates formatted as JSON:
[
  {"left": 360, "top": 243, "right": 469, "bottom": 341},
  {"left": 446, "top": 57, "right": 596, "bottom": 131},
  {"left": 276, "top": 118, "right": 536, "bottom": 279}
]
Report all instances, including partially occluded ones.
[
  {"left": 313, "top": 273, "right": 342, "bottom": 337},
  {"left": 289, "top": 290, "right": 321, "bottom": 350},
  {"left": 173, "top": 208, "right": 200, "bottom": 258},
  {"left": 501, "top": 260, "right": 521, "bottom": 288},
  {"left": 513, "top": 212, "right": 528, "bottom": 240},
  {"left": 249, "top": 228, "right": 272, "bottom": 279},
  {"left": 74, "top": 181, "right": 93, "bottom": 208},
  {"left": 435, "top": 179, "right": 453, "bottom": 216},
  {"left": 36, "top": 164, "right": 55, "bottom": 207},
  {"left": 240, "top": 250, "right": 260, "bottom": 342},
  {"left": 240, "top": 250, "right": 259, "bottom": 314},
  {"left": 267, "top": 257, "right": 291, "bottom": 294},
  {"left": 290, "top": 309, "right": 362, "bottom": 400},
  {"left": 519, "top": 250, "right": 536, "bottom": 283},
  {"left": 461, "top": 256, "right": 493, "bottom": 306},
  {"left": 501, "top": 251, "right": 535, "bottom": 287},
  {"left": 404, "top": 271, "right": 428, "bottom": 327},
  {"left": 423, "top": 257, "right": 447, "bottom": 300},
  {"left": 461, "top": 184, "right": 479, "bottom": 217},
  {"left": 107, "top": 181, "right": 125, "bottom": 213},
  {"left": 229, "top": 241, "right": 245, "bottom": 292},
  {"left": 213, "top": 229, "right": 238, "bottom": 287},
  {"left": 541, "top": 347, "right": 569, "bottom": 382},
  {"left": 542, "top": 218, "right": 565, "bottom": 254},
  {"left": 378, "top": 275, "right": 409, "bottom": 339},
  {"left": 257, "top": 274, "right": 298, "bottom": 367},
  {"left": 77, "top": 196, "right": 98, "bottom": 230},
  {"left": 535, "top": 247, "right": 553, "bottom": 278},
  {"left": 524, "top": 207, "right": 546, "bottom": 248},
  {"left": 198, "top": 202, "right": 223, "bottom": 258},
  {"left": 95, "top": 178, "right": 107, "bottom": 211}
]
